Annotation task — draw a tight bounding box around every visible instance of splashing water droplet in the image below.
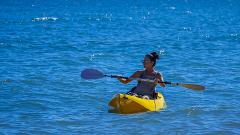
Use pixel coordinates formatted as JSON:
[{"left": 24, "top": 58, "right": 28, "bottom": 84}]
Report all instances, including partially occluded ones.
[{"left": 159, "top": 49, "right": 165, "bottom": 56}]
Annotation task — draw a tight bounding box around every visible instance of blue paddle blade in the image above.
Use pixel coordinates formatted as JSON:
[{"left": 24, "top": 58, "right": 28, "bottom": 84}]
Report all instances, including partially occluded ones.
[{"left": 81, "top": 69, "right": 104, "bottom": 79}]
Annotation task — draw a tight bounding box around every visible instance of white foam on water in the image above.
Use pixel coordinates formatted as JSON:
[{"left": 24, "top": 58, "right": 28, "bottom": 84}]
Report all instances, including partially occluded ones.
[{"left": 32, "top": 17, "right": 58, "bottom": 22}]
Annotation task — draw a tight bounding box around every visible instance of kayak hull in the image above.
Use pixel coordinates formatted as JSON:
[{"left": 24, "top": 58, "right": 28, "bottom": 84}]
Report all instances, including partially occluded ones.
[{"left": 108, "top": 92, "right": 166, "bottom": 114}]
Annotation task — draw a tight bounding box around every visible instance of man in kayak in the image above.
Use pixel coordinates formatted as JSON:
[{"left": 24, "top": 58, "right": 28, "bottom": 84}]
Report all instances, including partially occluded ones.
[{"left": 117, "top": 52, "right": 166, "bottom": 99}]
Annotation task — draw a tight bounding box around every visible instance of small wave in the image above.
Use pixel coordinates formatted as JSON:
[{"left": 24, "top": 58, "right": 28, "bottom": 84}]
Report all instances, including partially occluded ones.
[
  {"left": 168, "top": 6, "right": 176, "bottom": 10},
  {"left": 89, "top": 53, "right": 104, "bottom": 61},
  {"left": 32, "top": 17, "right": 58, "bottom": 22},
  {"left": 183, "top": 27, "right": 192, "bottom": 31},
  {"left": 1, "top": 79, "right": 12, "bottom": 85},
  {"left": 159, "top": 49, "right": 166, "bottom": 56},
  {"left": 87, "top": 13, "right": 113, "bottom": 22},
  {"left": 230, "top": 33, "right": 240, "bottom": 40},
  {"left": 185, "top": 10, "right": 192, "bottom": 14},
  {"left": 201, "top": 33, "right": 240, "bottom": 41}
]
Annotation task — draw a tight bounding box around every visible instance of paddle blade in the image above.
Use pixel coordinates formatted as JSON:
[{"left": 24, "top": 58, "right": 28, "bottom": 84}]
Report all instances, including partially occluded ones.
[
  {"left": 179, "top": 84, "right": 205, "bottom": 90},
  {"left": 81, "top": 69, "right": 104, "bottom": 79}
]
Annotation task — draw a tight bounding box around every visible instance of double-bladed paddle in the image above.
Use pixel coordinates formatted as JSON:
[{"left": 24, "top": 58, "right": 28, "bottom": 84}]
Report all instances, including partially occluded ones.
[{"left": 81, "top": 69, "right": 205, "bottom": 91}]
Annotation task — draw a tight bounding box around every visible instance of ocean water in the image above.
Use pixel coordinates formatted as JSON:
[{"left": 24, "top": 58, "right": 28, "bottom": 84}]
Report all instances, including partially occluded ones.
[{"left": 0, "top": 0, "right": 240, "bottom": 134}]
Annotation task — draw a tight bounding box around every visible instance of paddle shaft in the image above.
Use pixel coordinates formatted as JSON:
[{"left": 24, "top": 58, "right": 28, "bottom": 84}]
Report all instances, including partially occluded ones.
[
  {"left": 105, "top": 74, "right": 172, "bottom": 84},
  {"left": 104, "top": 74, "right": 205, "bottom": 90}
]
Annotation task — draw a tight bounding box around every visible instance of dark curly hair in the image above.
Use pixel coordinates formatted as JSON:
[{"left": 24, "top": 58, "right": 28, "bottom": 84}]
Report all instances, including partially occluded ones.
[{"left": 145, "top": 52, "right": 160, "bottom": 67}]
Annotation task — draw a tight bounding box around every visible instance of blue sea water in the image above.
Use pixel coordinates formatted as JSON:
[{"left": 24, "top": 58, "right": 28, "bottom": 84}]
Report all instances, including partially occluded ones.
[{"left": 0, "top": 0, "right": 240, "bottom": 134}]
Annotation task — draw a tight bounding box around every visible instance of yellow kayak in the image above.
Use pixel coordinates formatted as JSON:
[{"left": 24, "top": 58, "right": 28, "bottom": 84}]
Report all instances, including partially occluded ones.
[{"left": 108, "top": 92, "right": 166, "bottom": 114}]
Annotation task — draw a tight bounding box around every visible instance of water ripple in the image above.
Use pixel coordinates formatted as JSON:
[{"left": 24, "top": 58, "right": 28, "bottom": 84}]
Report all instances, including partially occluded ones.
[{"left": 32, "top": 17, "right": 59, "bottom": 21}]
